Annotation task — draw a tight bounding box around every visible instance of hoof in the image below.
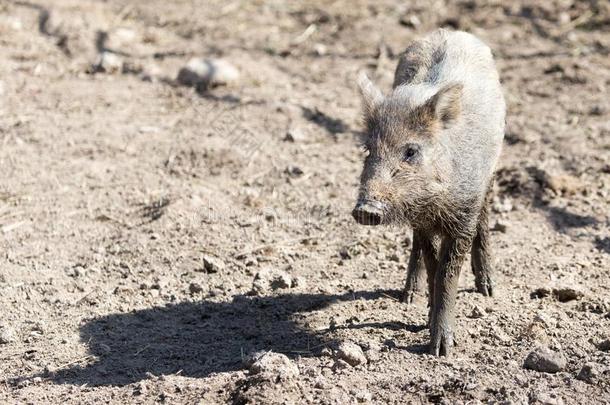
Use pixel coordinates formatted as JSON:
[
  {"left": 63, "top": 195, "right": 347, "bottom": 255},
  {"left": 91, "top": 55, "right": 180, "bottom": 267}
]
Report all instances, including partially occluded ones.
[
  {"left": 400, "top": 288, "right": 417, "bottom": 304},
  {"left": 475, "top": 279, "right": 494, "bottom": 297},
  {"left": 429, "top": 327, "right": 455, "bottom": 356}
]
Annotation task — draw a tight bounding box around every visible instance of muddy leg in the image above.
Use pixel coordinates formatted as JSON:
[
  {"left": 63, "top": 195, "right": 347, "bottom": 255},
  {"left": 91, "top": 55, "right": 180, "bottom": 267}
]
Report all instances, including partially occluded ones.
[
  {"left": 429, "top": 236, "right": 470, "bottom": 356},
  {"left": 401, "top": 230, "right": 426, "bottom": 304},
  {"left": 471, "top": 188, "right": 494, "bottom": 296},
  {"left": 418, "top": 234, "right": 439, "bottom": 321}
]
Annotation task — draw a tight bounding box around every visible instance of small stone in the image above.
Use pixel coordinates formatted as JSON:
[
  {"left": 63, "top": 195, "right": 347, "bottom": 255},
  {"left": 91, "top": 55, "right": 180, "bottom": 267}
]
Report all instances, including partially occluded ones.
[
  {"left": 285, "top": 165, "right": 304, "bottom": 177},
  {"left": 0, "top": 324, "right": 17, "bottom": 344},
  {"left": 355, "top": 389, "right": 373, "bottom": 402},
  {"left": 589, "top": 105, "right": 606, "bottom": 116},
  {"left": 597, "top": 339, "right": 610, "bottom": 351},
  {"left": 188, "top": 282, "right": 204, "bottom": 295},
  {"left": 491, "top": 221, "right": 508, "bottom": 233},
  {"left": 246, "top": 351, "right": 299, "bottom": 380},
  {"left": 290, "top": 276, "right": 306, "bottom": 288},
  {"left": 524, "top": 346, "right": 567, "bottom": 373},
  {"left": 313, "top": 43, "right": 327, "bottom": 56},
  {"left": 577, "top": 362, "right": 600, "bottom": 383},
  {"left": 336, "top": 342, "right": 367, "bottom": 367},
  {"left": 467, "top": 305, "right": 485, "bottom": 319},
  {"left": 202, "top": 255, "right": 224, "bottom": 274},
  {"left": 284, "top": 127, "right": 306, "bottom": 143},
  {"left": 251, "top": 268, "right": 293, "bottom": 295},
  {"left": 388, "top": 253, "right": 400, "bottom": 262},
  {"left": 177, "top": 58, "right": 239, "bottom": 88},
  {"left": 399, "top": 14, "right": 421, "bottom": 28},
  {"left": 94, "top": 52, "right": 123, "bottom": 74},
  {"left": 271, "top": 272, "right": 292, "bottom": 290}
]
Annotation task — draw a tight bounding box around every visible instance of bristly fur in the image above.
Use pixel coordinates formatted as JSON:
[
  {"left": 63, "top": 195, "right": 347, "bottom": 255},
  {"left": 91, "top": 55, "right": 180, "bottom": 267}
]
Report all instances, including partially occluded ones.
[{"left": 355, "top": 29, "right": 505, "bottom": 240}]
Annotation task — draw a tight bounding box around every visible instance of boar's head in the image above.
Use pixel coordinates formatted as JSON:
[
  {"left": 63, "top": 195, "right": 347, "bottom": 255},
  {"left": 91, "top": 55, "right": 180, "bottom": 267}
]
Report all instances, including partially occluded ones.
[{"left": 352, "top": 73, "right": 462, "bottom": 227}]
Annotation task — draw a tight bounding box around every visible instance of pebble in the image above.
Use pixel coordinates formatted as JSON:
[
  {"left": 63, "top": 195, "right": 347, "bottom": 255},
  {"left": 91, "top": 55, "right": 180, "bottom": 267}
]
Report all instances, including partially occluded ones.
[
  {"left": 188, "top": 282, "right": 204, "bottom": 295},
  {"left": 284, "top": 127, "right": 307, "bottom": 143},
  {"left": 94, "top": 52, "right": 123, "bottom": 74},
  {"left": 577, "top": 362, "right": 600, "bottom": 383},
  {"left": 491, "top": 221, "right": 508, "bottom": 233},
  {"left": 468, "top": 305, "right": 485, "bottom": 319},
  {"left": 336, "top": 342, "right": 367, "bottom": 367},
  {"left": 285, "top": 165, "right": 304, "bottom": 177},
  {"left": 598, "top": 338, "right": 610, "bottom": 351},
  {"left": 201, "top": 255, "right": 225, "bottom": 274},
  {"left": 245, "top": 351, "right": 299, "bottom": 380},
  {"left": 0, "top": 323, "right": 16, "bottom": 344},
  {"left": 251, "top": 268, "right": 294, "bottom": 295},
  {"left": 524, "top": 346, "right": 567, "bottom": 373},
  {"left": 177, "top": 58, "right": 239, "bottom": 87}
]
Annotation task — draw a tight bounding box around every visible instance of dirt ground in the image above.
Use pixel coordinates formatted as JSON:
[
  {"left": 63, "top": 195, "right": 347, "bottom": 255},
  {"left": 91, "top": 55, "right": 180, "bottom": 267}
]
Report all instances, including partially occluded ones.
[{"left": 0, "top": 0, "right": 609, "bottom": 403}]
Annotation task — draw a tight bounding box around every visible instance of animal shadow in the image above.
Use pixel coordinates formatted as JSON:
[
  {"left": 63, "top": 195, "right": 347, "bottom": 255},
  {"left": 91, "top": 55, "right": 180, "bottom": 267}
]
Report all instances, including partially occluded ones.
[{"left": 48, "top": 290, "right": 404, "bottom": 387}]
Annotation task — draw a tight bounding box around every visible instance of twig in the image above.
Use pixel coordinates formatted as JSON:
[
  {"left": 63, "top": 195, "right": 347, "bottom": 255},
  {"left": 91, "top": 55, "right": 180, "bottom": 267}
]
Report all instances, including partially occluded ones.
[{"left": 51, "top": 355, "right": 95, "bottom": 372}]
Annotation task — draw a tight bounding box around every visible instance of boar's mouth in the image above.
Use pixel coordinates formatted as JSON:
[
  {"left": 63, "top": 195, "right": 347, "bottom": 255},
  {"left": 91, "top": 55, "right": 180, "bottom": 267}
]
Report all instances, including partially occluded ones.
[{"left": 352, "top": 200, "right": 386, "bottom": 226}]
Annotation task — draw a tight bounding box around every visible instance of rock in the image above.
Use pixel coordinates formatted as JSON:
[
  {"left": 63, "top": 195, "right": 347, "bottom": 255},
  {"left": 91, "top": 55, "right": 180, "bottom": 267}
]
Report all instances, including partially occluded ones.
[
  {"left": 290, "top": 276, "right": 306, "bottom": 289},
  {"left": 388, "top": 253, "right": 400, "bottom": 262},
  {"left": 598, "top": 339, "right": 610, "bottom": 351},
  {"left": 251, "top": 268, "right": 294, "bottom": 295},
  {"left": 0, "top": 324, "right": 16, "bottom": 344},
  {"left": 94, "top": 52, "right": 124, "bottom": 74},
  {"left": 177, "top": 58, "right": 239, "bottom": 88},
  {"left": 188, "top": 282, "right": 204, "bottom": 295},
  {"left": 355, "top": 389, "right": 373, "bottom": 402},
  {"left": 285, "top": 165, "right": 304, "bottom": 177},
  {"left": 245, "top": 351, "right": 299, "bottom": 380},
  {"left": 202, "top": 255, "right": 224, "bottom": 274},
  {"left": 491, "top": 221, "right": 508, "bottom": 233},
  {"left": 313, "top": 43, "right": 327, "bottom": 56},
  {"left": 577, "top": 362, "right": 600, "bottom": 383},
  {"left": 284, "top": 127, "right": 306, "bottom": 143},
  {"left": 399, "top": 14, "right": 421, "bottom": 28},
  {"left": 336, "top": 342, "right": 367, "bottom": 367},
  {"left": 467, "top": 305, "right": 485, "bottom": 319},
  {"left": 589, "top": 105, "right": 607, "bottom": 116},
  {"left": 271, "top": 272, "right": 292, "bottom": 289},
  {"left": 524, "top": 346, "right": 567, "bottom": 373}
]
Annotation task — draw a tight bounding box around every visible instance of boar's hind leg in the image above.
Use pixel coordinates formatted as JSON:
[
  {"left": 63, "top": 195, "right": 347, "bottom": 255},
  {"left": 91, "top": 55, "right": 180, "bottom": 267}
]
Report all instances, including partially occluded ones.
[
  {"left": 401, "top": 230, "right": 426, "bottom": 304},
  {"left": 429, "top": 236, "right": 470, "bottom": 356},
  {"left": 471, "top": 188, "right": 494, "bottom": 296}
]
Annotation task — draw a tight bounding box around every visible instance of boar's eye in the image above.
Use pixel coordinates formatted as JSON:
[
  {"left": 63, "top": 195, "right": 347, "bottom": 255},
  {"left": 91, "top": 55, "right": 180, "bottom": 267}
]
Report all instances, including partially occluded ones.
[{"left": 402, "top": 145, "right": 419, "bottom": 162}]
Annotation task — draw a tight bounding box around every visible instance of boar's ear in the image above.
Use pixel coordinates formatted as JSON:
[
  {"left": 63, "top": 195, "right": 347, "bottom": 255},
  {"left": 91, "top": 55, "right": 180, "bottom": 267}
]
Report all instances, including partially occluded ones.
[
  {"left": 357, "top": 72, "right": 383, "bottom": 117},
  {"left": 425, "top": 82, "right": 463, "bottom": 128}
]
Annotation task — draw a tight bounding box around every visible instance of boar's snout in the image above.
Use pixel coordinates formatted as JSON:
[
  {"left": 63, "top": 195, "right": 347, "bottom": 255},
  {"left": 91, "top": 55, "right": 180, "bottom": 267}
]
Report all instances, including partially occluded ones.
[{"left": 352, "top": 200, "right": 386, "bottom": 226}]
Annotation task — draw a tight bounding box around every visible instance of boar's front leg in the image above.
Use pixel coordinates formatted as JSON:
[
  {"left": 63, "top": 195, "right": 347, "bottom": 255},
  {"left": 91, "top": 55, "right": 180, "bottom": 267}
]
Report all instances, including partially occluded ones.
[
  {"left": 429, "top": 236, "right": 470, "bottom": 356},
  {"left": 401, "top": 230, "right": 426, "bottom": 304},
  {"left": 471, "top": 186, "right": 494, "bottom": 296}
]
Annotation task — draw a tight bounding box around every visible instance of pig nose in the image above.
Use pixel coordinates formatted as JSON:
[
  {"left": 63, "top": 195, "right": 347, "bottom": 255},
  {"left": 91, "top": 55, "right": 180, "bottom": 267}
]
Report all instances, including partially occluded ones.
[{"left": 352, "top": 200, "right": 386, "bottom": 226}]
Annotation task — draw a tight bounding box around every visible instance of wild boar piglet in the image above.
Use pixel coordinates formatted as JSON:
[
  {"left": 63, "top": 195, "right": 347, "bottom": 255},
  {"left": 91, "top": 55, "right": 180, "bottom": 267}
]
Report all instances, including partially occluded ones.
[{"left": 352, "top": 29, "right": 506, "bottom": 356}]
